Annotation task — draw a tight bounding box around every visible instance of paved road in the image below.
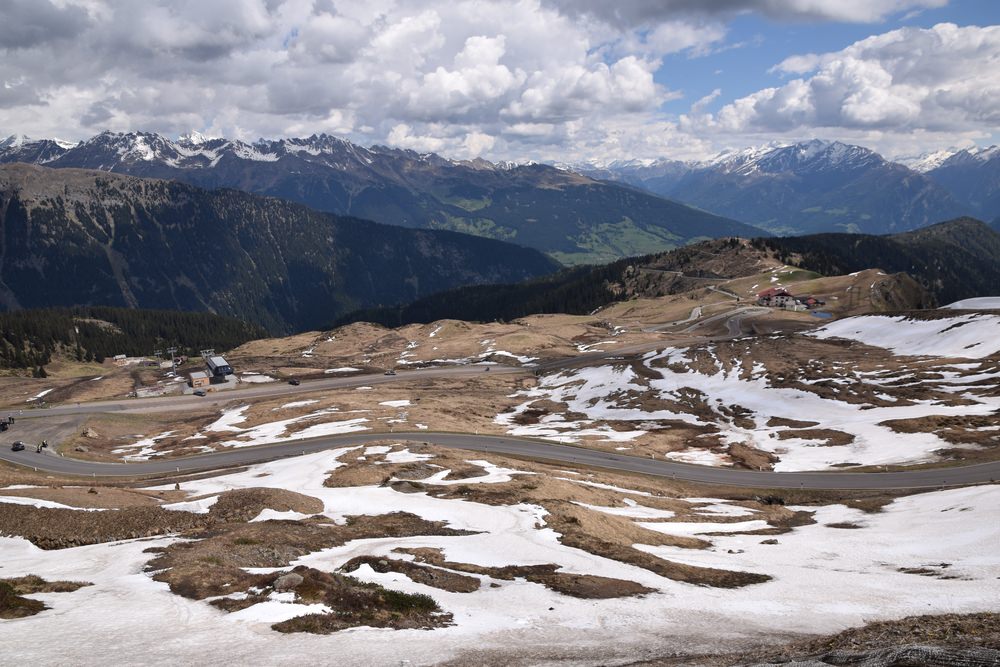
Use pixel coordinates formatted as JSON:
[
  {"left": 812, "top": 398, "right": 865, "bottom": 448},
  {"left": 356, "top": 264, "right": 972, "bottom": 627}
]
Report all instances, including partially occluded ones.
[
  {"left": 10, "top": 365, "right": 526, "bottom": 419},
  {"left": 2, "top": 430, "right": 997, "bottom": 489},
  {"left": 707, "top": 284, "right": 741, "bottom": 301},
  {"left": 4, "top": 331, "right": 997, "bottom": 490},
  {"left": 680, "top": 305, "right": 766, "bottom": 335},
  {"left": 642, "top": 306, "right": 703, "bottom": 333},
  {"left": 725, "top": 307, "right": 769, "bottom": 336}
]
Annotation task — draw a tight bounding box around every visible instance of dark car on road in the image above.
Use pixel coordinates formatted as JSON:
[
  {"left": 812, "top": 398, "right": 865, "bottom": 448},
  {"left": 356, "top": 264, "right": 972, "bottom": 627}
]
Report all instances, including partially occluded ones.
[
  {"left": 288, "top": 379, "right": 300, "bottom": 386},
  {"left": 193, "top": 389, "right": 207, "bottom": 397},
  {"left": 384, "top": 370, "right": 396, "bottom": 376},
  {"left": 10, "top": 441, "right": 25, "bottom": 452}
]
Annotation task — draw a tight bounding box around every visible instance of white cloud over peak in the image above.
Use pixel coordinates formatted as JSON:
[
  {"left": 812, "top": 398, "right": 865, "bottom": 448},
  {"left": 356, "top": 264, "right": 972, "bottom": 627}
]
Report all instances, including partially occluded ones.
[
  {"left": 691, "top": 23, "right": 1000, "bottom": 136},
  {"left": 0, "top": 1, "right": 994, "bottom": 163}
]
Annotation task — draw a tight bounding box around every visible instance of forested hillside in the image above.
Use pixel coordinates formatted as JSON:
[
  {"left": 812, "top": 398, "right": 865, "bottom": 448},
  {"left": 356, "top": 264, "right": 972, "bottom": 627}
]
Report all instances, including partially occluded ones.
[
  {"left": 0, "top": 164, "right": 559, "bottom": 333},
  {"left": 754, "top": 218, "right": 1000, "bottom": 305},
  {"left": 337, "top": 238, "right": 766, "bottom": 326},
  {"left": 0, "top": 306, "right": 265, "bottom": 371}
]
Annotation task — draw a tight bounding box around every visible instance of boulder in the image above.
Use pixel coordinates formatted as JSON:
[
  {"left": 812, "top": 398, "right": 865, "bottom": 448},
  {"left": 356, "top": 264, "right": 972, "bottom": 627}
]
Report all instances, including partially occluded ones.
[
  {"left": 389, "top": 480, "right": 426, "bottom": 494},
  {"left": 273, "top": 573, "right": 304, "bottom": 591},
  {"left": 82, "top": 428, "right": 100, "bottom": 439}
]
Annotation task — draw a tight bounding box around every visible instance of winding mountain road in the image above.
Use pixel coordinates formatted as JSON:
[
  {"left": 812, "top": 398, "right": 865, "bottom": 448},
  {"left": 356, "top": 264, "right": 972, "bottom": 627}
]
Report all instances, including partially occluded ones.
[
  {"left": 3, "top": 327, "right": 997, "bottom": 490},
  {"left": 2, "top": 430, "right": 997, "bottom": 490}
]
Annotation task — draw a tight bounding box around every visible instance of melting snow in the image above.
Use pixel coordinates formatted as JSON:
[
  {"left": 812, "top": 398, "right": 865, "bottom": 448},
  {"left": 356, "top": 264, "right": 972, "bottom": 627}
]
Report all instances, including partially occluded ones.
[
  {"left": 811, "top": 313, "right": 1000, "bottom": 359},
  {"left": 0, "top": 448, "right": 996, "bottom": 665},
  {"left": 278, "top": 400, "right": 319, "bottom": 410}
]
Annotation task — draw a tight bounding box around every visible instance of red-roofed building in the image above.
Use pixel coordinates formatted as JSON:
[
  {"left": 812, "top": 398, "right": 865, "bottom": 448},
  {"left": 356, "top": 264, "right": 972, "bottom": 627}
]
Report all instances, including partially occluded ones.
[{"left": 757, "top": 287, "right": 795, "bottom": 308}]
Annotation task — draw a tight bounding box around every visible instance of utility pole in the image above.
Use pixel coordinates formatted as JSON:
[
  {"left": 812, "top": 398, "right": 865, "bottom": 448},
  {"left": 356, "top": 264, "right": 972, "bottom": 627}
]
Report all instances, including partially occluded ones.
[{"left": 166, "top": 346, "right": 178, "bottom": 375}]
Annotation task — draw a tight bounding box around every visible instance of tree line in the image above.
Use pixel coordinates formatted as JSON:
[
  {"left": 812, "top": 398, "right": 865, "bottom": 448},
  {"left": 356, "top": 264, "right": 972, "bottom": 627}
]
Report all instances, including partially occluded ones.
[
  {"left": 0, "top": 306, "right": 265, "bottom": 371},
  {"left": 334, "top": 256, "right": 645, "bottom": 327}
]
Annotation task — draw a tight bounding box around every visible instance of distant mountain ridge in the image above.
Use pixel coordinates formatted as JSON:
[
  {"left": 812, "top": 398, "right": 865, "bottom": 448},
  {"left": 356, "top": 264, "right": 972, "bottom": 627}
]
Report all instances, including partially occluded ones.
[
  {"left": 0, "top": 164, "right": 559, "bottom": 333},
  {"left": 0, "top": 131, "right": 763, "bottom": 265},
  {"left": 575, "top": 140, "right": 979, "bottom": 236},
  {"left": 923, "top": 147, "right": 1000, "bottom": 225}
]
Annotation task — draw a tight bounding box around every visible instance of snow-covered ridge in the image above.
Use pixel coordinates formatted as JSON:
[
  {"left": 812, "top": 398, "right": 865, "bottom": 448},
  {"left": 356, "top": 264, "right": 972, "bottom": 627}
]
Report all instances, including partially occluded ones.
[
  {"left": 810, "top": 313, "right": 1000, "bottom": 359},
  {"left": 896, "top": 145, "right": 999, "bottom": 172},
  {"left": 942, "top": 297, "right": 1000, "bottom": 311},
  {"left": 569, "top": 139, "right": 887, "bottom": 176},
  {"left": 5, "top": 131, "right": 996, "bottom": 177},
  {"left": 895, "top": 148, "right": 963, "bottom": 173},
  {"left": 0, "top": 130, "right": 520, "bottom": 172}
]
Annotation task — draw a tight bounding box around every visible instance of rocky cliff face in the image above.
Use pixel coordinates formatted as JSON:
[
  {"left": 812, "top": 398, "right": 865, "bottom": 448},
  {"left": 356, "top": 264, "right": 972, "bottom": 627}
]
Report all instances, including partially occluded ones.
[{"left": 0, "top": 164, "right": 559, "bottom": 332}]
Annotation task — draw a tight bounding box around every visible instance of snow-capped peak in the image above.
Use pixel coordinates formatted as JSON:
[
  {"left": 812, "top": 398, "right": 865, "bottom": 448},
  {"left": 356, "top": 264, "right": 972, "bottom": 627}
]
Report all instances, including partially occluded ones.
[
  {"left": 703, "top": 141, "right": 788, "bottom": 171},
  {"left": 0, "top": 134, "right": 77, "bottom": 163},
  {"left": 179, "top": 130, "right": 212, "bottom": 145},
  {"left": 703, "top": 140, "right": 881, "bottom": 176},
  {"left": 968, "top": 145, "right": 999, "bottom": 162},
  {"left": 895, "top": 148, "right": 964, "bottom": 172},
  {"left": 1, "top": 134, "right": 31, "bottom": 150},
  {"left": 896, "top": 145, "right": 999, "bottom": 172}
]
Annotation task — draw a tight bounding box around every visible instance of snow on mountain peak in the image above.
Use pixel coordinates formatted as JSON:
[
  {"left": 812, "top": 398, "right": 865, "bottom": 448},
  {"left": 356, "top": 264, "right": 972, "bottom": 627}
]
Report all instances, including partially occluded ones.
[
  {"left": 705, "top": 142, "right": 786, "bottom": 169},
  {"left": 179, "top": 130, "right": 212, "bottom": 145},
  {"left": 969, "top": 145, "right": 999, "bottom": 162},
  {"left": 910, "top": 144, "right": 1000, "bottom": 171},
  {"left": 895, "top": 148, "right": 967, "bottom": 172},
  {"left": 1, "top": 134, "right": 31, "bottom": 149}
]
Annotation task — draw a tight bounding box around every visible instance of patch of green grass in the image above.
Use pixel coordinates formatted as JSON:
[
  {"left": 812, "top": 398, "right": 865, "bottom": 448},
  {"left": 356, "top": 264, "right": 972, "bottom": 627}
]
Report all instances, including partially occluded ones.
[
  {"left": 442, "top": 195, "right": 491, "bottom": 211},
  {"left": 550, "top": 218, "right": 682, "bottom": 265},
  {"left": 779, "top": 268, "right": 823, "bottom": 283},
  {"left": 429, "top": 214, "right": 517, "bottom": 242}
]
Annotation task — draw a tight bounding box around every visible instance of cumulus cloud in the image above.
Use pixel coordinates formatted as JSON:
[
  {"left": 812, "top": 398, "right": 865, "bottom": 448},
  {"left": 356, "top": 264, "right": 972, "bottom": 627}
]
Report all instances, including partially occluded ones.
[
  {"left": 686, "top": 23, "right": 1000, "bottom": 138},
  {"left": 545, "top": 0, "right": 947, "bottom": 26},
  {"left": 0, "top": 0, "right": 90, "bottom": 49},
  {"left": 0, "top": 0, "right": 993, "bottom": 162}
]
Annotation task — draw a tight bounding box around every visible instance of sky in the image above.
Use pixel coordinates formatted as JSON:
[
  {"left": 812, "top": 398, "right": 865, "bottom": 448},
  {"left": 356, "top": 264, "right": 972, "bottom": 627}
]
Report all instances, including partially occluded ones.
[{"left": 1, "top": 0, "right": 997, "bottom": 163}]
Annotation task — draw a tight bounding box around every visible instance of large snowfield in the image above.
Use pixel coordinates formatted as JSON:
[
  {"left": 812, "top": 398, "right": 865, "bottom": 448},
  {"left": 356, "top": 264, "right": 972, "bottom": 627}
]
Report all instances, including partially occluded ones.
[
  {"left": 942, "top": 297, "right": 1000, "bottom": 310},
  {"left": 497, "top": 312, "right": 1000, "bottom": 471},
  {"left": 810, "top": 312, "right": 1000, "bottom": 358},
  {"left": 1, "top": 449, "right": 998, "bottom": 665}
]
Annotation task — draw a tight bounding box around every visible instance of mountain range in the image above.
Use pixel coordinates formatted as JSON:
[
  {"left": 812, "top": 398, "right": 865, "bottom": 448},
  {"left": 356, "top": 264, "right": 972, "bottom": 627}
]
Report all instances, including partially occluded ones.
[
  {"left": 575, "top": 140, "right": 999, "bottom": 235},
  {"left": 0, "top": 163, "right": 559, "bottom": 333},
  {"left": 0, "top": 131, "right": 761, "bottom": 265}
]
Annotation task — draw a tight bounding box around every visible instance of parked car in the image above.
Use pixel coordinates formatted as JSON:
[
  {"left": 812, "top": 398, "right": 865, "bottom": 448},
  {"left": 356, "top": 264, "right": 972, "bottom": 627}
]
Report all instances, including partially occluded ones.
[
  {"left": 288, "top": 378, "right": 301, "bottom": 386},
  {"left": 193, "top": 389, "right": 207, "bottom": 397},
  {"left": 10, "top": 441, "right": 25, "bottom": 452},
  {"left": 384, "top": 369, "right": 396, "bottom": 376}
]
